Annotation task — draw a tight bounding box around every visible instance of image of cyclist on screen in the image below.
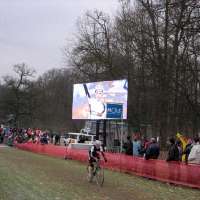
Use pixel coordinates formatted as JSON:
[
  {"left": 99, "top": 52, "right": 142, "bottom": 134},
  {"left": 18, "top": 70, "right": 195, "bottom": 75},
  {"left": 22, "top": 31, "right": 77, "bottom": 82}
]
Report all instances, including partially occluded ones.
[{"left": 87, "top": 84, "right": 106, "bottom": 119}]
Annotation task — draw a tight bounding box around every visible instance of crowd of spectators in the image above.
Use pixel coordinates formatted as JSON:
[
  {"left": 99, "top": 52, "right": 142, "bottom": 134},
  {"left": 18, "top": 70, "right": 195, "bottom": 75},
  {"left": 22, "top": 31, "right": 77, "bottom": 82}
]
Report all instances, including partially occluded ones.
[
  {"left": 0, "top": 127, "right": 61, "bottom": 146},
  {"left": 123, "top": 133, "right": 200, "bottom": 164},
  {"left": 165, "top": 136, "right": 200, "bottom": 164},
  {"left": 123, "top": 135, "right": 160, "bottom": 160},
  {"left": 1, "top": 126, "right": 200, "bottom": 165}
]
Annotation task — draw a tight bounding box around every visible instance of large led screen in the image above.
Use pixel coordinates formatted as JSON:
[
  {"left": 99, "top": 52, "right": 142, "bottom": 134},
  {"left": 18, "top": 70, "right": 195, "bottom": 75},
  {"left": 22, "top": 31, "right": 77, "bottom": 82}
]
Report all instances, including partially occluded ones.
[{"left": 72, "top": 79, "right": 128, "bottom": 119}]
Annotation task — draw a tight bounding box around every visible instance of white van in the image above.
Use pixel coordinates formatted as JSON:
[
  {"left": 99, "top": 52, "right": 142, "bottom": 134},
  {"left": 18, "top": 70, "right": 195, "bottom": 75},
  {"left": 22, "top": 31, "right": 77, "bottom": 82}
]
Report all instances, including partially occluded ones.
[{"left": 63, "top": 132, "right": 96, "bottom": 145}]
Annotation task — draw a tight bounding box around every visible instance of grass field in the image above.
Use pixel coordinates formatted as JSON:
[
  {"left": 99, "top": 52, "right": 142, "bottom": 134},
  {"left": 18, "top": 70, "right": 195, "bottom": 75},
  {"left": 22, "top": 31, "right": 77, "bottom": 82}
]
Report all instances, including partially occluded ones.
[{"left": 0, "top": 146, "right": 200, "bottom": 200}]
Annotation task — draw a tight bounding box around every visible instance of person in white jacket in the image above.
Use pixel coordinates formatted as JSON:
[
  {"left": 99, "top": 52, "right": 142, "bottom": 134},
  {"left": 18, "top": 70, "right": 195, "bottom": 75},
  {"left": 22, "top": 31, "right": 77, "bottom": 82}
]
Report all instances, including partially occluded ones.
[
  {"left": 88, "top": 84, "right": 106, "bottom": 119},
  {"left": 188, "top": 137, "right": 200, "bottom": 164}
]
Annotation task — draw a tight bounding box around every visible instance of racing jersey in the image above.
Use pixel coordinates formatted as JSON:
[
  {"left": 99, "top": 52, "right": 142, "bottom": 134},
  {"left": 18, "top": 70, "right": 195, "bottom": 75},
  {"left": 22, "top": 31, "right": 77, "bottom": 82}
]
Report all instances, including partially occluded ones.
[{"left": 89, "top": 145, "right": 104, "bottom": 159}]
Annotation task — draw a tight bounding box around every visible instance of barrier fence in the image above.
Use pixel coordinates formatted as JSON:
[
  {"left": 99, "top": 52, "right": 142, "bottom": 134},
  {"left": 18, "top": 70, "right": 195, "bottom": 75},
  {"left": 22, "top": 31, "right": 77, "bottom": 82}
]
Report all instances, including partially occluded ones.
[{"left": 15, "top": 143, "right": 200, "bottom": 189}]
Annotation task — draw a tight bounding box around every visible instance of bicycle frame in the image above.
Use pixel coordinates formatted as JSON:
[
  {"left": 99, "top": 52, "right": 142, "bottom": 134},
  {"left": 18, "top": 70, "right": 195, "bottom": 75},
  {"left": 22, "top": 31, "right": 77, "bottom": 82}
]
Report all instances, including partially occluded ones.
[{"left": 87, "top": 159, "right": 104, "bottom": 186}]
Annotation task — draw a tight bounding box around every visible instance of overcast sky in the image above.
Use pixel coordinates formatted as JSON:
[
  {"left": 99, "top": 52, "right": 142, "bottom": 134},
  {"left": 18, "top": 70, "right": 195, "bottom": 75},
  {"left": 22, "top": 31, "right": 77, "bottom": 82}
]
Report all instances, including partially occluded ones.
[{"left": 0, "top": 0, "right": 119, "bottom": 79}]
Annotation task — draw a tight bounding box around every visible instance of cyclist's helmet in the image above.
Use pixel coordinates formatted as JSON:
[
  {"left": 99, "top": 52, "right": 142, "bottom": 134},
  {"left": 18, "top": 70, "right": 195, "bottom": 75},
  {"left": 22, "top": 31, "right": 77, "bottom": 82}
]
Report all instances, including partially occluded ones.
[{"left": 94, "top": 140, "right": 102, "bottom": 148}]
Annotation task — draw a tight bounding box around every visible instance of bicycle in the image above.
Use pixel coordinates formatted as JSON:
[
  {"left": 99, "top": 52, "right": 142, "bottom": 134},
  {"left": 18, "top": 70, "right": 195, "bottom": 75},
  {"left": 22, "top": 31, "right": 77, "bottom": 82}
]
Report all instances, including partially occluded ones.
[{"left": 87, "top": 159, "right": 104, "bottom": 186}]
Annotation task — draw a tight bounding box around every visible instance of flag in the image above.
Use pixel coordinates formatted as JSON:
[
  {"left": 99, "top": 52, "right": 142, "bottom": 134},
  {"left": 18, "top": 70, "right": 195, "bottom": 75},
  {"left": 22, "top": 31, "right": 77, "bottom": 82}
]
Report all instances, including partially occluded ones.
[{"left": 176, "top": 132, "right": 188, "bottom": 161}]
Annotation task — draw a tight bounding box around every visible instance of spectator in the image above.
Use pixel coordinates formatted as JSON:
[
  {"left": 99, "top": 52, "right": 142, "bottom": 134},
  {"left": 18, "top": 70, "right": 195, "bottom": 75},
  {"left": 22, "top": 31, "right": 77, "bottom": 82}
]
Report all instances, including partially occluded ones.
[
  {"left": 188, "top": 137, "right": 200, "bottom": 164},
  {"left": 183, "top": 138, "right": 193, "bottom": 164},
  {"left": 166, "top": 137, "right": 180, "bottom": 162},
  {"left": 49, "top": 130, "right": 54, "bottom": 144},
  {"left": 132, "top": 138, "right": 141, "bottom": 156},
  {"left": 40, "top": 132, "right": 48, "bottom": 144},
  {"left": 0, "top": 128, "right": 4, "bottom": 143},
  {"left": 123, "top": 136, "right": 133, "bottom": 155},
  {"left": 31, "top": 130, "right": 35, "bottom": 143},
  {"left": 57, "top": 133, "right": 61, "bottom": 144},
  {"left": 145, "top": 138, "right": 160, "bottom": 160},
  {"left": 176, "top": 140, "right": 183, "bottom": 161},
  {"left": 78, "top": 135, "right": 86, "bottom": 143},
  {"left": 27, "top": 128, "right": 32, "bottom": 139},
  {"left": 64, "top": 137, "right": 72, "bottom": 146},
  {"left": 54, "top": 133, "right": 60, "bottom": 145},
  {"left": 140, "top": 137, "right": 151, "bottom": 156}
]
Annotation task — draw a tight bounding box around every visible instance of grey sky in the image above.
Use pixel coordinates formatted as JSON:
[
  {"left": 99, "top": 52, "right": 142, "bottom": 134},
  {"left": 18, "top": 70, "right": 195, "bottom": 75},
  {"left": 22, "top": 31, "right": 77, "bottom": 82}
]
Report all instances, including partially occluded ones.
[{"left": 0, "top": 0, "right": 119, "bottom": 79}]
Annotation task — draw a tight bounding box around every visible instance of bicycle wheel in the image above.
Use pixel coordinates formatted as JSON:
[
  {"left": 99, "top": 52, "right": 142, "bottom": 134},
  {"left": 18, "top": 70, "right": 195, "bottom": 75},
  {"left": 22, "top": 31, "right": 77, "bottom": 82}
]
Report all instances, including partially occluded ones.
[
  {"left": 86, "top": 165, "right": 93, "bottom": 182},
  {"left": 95, "top": 167, "right": 104, "bottom": 186}
]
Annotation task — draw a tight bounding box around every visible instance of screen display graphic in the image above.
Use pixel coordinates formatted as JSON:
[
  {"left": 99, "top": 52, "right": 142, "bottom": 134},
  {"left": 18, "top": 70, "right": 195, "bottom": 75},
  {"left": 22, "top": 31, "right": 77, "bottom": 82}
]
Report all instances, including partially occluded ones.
[{"left": 72, "top": 79, "right": 128, "bottom": 120}]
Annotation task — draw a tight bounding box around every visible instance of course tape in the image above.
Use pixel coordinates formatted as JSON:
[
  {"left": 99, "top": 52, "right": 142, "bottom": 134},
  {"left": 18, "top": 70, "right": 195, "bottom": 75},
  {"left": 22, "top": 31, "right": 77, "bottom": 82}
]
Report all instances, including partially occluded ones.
[{"left": 15, "top": 143, "right": 200, "bottom": 189}]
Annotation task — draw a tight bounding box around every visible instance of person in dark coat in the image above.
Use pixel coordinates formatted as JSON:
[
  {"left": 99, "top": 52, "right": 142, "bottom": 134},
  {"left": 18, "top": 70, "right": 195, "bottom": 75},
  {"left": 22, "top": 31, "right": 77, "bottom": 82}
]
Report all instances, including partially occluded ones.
[
  {"left": 176, "top": 139, "right": 183, "bottom": 161},
  {"left": 145, "top": 138, "right": 160, "bottom": 160},
  {"left": 166, "top": 137, "right": 180, "bottom": 162},
  {"left": 183, "top": 139, "right": 193, "bottom": 164},
  {"left": 54, "top": 133, "right": 60, "bottom": 145},
  {"left": 123, "top": 136, "right": 133, "bottom": 155}
]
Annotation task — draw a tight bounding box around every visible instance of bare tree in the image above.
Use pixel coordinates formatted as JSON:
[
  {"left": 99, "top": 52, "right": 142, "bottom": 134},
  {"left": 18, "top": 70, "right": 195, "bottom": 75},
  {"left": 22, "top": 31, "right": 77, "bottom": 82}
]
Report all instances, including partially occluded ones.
[
  {"left": 2, "top": 63, "right": 35, "bottom": 127},
  {"left": 66, "top": 10, "right": 117, "bottom": 82},
  {"left": 38, "top": 0, "right": 200, "bottom": 143}
]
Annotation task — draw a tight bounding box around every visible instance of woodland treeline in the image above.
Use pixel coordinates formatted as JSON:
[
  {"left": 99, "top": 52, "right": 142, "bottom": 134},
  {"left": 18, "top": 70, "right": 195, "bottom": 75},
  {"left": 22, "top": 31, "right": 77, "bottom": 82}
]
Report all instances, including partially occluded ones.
[{"left": 0, "top": 0, "right": 200, "bottom": 143}]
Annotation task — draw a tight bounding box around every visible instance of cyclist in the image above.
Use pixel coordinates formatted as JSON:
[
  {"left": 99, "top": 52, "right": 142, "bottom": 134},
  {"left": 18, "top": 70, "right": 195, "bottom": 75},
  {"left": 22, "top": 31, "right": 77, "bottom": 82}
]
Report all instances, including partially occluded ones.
[{"left": 88, "top": 140, "right": 107, "bottom": 177}]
